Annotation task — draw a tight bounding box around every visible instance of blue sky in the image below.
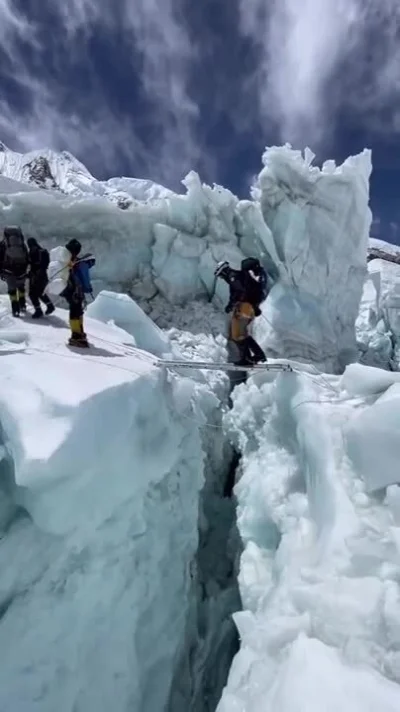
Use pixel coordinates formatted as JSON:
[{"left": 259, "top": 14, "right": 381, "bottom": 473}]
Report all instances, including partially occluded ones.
[{"left": 0, "top": 0, "right": 400, "bottom": 242}]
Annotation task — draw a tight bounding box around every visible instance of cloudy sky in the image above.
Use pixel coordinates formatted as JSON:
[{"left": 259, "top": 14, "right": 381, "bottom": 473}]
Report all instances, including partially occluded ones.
[{"left": 1, "top": 0, "right": 400, "bottom": 241}]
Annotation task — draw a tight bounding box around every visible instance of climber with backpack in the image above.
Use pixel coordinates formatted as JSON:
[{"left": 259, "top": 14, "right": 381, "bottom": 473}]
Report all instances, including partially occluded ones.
[
  {"left": 27, "top": 238, "right": 55, "bottom": 318},
  {"left": 0, "top": 226, "right": 29, "bottom": 316},
  {"left": 215, "top": 257, "right": 268, "bottom": 367},
  {"left": 60, "top": 238, "right": 95, "bottom": 348}
]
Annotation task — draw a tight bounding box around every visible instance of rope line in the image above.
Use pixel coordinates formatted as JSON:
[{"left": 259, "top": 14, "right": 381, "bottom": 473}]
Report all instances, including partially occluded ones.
[
  {"left": 3, "top": 257, "right": 354, "bottom": 428},
  {"left": 20, "top": 336, "right": 357, "bottom": 431},
  {"left": 26, "top": 344, "right": 151, "bottom": 379}
]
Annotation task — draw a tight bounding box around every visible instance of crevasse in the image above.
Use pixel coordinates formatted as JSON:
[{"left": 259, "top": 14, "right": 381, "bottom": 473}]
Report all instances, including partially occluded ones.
[
  {"left": 0, "top": 308, "right": 221, "bottom": 711},
  {"left": 0, "top": 301, "right": 243, "bottom": 712}
]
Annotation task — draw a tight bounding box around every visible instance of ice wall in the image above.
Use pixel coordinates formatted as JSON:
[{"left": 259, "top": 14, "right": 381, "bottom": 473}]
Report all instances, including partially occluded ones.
[
  {"left": 253, "top": 146, "right": 372, "bottom": 371},
  {"left": 0, "top": 170, "right": 246, "bottom": 306},
  {"left": 0, "top": 305, "right": 229, "bottom": 712},
  {"left": 356, "top": 247, "right": 400, "bottom": 370}
]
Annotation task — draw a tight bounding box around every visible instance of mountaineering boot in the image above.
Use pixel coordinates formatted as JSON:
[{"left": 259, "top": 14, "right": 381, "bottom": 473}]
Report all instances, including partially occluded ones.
[
  {"left": 41, "top": 293, "right": 55, "bottom": 315},
  {"left": 45, "top": 302, "right": 55, "bottom": 316},
  {"left": 68, "top": 318, "right": 89, "bottom": 348},
  {"left": 68, "top": 333, "right": 89, "bottom": 348},
  {"left": 32, "top": 308, "right": 43, "bottom": 319},
  {"left": 11, "top": 300, "right": 20, "bottom": 317}
]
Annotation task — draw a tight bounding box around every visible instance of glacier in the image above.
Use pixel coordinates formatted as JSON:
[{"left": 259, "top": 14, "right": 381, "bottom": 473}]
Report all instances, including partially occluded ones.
[
  {"left": 0, "top": 142, "right": 372, "bottom": 371},
  {"left": 0, "top": 139, "right": 399, "bottom": 712}
]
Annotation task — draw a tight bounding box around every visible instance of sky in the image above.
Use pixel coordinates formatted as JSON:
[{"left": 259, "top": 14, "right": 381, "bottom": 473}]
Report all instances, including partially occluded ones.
[{"left": 0, "top": 0, "right": 399, "bottom": 241}]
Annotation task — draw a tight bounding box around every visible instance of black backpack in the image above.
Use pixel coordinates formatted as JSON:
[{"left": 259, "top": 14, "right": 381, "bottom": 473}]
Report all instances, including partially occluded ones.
[
  {"left": 243, "top": 272, "right": 265, "bottom": 307},
  {"left": 241, "top": 258, "right": 268, "bottom": 307},
  {"left": 3, "top": 227, "right": 28, "bottom": 271}
]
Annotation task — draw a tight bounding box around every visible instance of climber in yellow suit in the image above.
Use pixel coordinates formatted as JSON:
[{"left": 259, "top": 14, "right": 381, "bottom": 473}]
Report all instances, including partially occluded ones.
[{"left": 215, "top": 258, "right": 267, "bottom": 366}]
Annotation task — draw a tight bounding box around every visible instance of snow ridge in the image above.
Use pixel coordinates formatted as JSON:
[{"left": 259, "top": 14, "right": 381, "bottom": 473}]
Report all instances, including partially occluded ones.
[{"left": 0, "top": 144, "right": 172, "bottom": 205}]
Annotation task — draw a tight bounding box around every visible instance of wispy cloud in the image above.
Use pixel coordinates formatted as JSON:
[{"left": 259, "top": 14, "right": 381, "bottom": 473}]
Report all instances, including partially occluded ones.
[
  {"left": 0, "top": 0, "right": 207, "bottom": 187},
  {"left": 239, "top": 0, "right": 400, "bottom": 147},
  {"left": 121, "top": 0, "right": 210, "bottom": 183}
]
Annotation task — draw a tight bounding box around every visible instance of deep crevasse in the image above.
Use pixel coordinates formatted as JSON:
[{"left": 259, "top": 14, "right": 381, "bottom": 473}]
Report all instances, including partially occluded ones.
[{"left": 0, "top": 303, "right": 234, "bottom": 712}]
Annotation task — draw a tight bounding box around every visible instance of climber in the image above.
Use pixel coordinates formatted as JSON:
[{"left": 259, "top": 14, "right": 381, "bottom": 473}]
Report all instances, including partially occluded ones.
[
  {"left": 27, "top": 238, "right": 55, "bottom": 318},
  {"left": 0, "top": 226, "right": 29, "bottom": 317},
  {"left": 60, "top": 238, "right": 95, "bottom": 348},
  {"left": 214, "top": 257, "right": 267, "bottom": 366}
]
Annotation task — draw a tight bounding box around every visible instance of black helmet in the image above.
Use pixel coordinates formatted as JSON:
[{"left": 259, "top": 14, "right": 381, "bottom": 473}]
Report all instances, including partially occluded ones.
[
  {"left": 241, "top": 257, "right": 261, "bottom": 274},
  {"left": 65, "top": 238, "right": 82, "bottom": 257},
  {"left": 27, "top": 237, "right": 38, "bottom": 248}
]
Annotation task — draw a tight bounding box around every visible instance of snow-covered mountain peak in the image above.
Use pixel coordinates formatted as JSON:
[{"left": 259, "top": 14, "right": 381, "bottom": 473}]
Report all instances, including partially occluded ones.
[
  {"left": 0, "top": 143, "right": 172, "bottom": 205},
  {"left": 24, "top": 155, "right": 59, "bottom": 190}
]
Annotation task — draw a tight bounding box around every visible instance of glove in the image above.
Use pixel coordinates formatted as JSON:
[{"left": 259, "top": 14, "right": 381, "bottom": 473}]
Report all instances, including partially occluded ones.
[
  {"left": 254, "top": 306, "right": 261, "bottom": 317},
  {"left": 225, "top": 304, "right": 232, "bottom": 314}
]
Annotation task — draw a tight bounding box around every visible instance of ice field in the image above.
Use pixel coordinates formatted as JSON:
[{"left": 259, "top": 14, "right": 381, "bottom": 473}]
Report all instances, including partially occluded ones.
[{"left": 0, "top": 142, "right": 399, "bottom": 711}]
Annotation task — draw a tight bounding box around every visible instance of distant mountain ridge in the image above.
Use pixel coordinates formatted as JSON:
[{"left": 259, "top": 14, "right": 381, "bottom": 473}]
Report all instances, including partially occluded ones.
[{"left": 0, "top": 143, "right": 173, "bottom": 209}]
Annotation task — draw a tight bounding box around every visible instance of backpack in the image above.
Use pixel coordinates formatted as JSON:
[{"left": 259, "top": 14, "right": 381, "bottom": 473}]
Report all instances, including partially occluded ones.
[
  {"left": 3, "top": 227, "right": 28, "bottom": 271},
  {"left": 47, "top": 246, "right": 70, "bottom": 296},
  {"left": 241, "top": 259, "right": 268, "bottom": 306},
  {"left": 243, "top": 273, "right": 264, "bottom": 307},
  {"left": 74, "top": 253, "right": 95, "bottom": 294}
]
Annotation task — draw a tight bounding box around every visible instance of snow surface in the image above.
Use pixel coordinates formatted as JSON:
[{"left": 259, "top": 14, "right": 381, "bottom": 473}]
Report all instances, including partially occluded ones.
[
  {"left": 218, "top": 361, "right": 400, "bottom": 711},
  {"left": 0, "top": 294, "right": 235, "bottom": 712},
  {"left": 0, "top": 143, "right": 372, "bottom": 372}
]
